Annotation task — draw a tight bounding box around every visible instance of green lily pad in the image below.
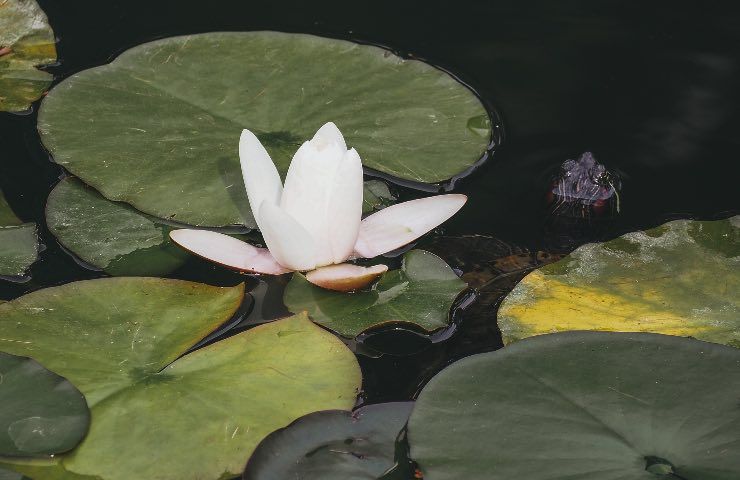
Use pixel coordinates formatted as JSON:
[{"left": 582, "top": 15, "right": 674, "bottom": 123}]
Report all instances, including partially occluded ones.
[
  {"left": 0, "top": 458, "right": 98, "bottom": 480},
  {"left": 498, "top": 216, "right": 740, "bottom": 347},
  {"left": 0, "top": 190, "right": 38, "bottom": 277},
  {"left": 243, "top": 402, "right": 413, "bottom": 480},
  {"left": 0, "top": 278, "right": 362, "bottom": 480},
  {"left": 0, "top": 468, "right": 28, "bottom": 480},
  {"left": 0, "top": 352, "right": 89, "bottom": 457},
  {"left": 38, "top": 31, "right": 490, "bottom": 227},
  {"left": 408, "top": 331, "right": 740, "bottom": 480},
  {"left": 362, "top": 180, "right": 397, "bottom": 214},
  {"left": 284, "top": 250, "right": 467, "bottom": 338},
  {"left": 0, "top": 0, "right": 57, "bottom": 112},
  {"left": 46, "top": 177, "right": 188, "bottom": 276}
]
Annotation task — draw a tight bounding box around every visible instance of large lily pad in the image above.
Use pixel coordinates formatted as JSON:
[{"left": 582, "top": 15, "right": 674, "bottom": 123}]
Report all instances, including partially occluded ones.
[
  {"left": 0, "top": 352, "right": 89, "bottom": 457},
  {"left": 46, "top": 177, "right": 187, "bottom": 276},
  {"left": 408, "top": 331, "right": 740, "bottom": 480},
  {"left": 0, "top": 278, "right": 361, "bottom": 480},
  {"left": 243, "top": 402, "right": 414, "bottom": 480},
  {"left": 38, "top": 31, "right": 491, "bottom": 227},
  {"left": 498, "top": 217, "right": 740, "bottom": 347},
  {"left": 284, "top": 250, "right": 467, "bottom": 337},
  {"left": 0, "top": 0, "right": 56, "bottom": 112},
  {"left": 0, "top": 190, "right": 38, "bottom": 277}
]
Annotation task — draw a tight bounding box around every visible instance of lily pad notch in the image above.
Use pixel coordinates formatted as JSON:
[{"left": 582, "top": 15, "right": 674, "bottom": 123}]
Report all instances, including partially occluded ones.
[
  {"left": 0, "top": 278, "right": 362, "bottom": 480},
  {"left": 0, "top": 189, "right": 39, "bottom": 279}
]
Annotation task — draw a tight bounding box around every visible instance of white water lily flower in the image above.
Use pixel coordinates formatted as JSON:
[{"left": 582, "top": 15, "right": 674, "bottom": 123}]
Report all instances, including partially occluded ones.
[{"left": 170, "top": 122, "right": 467, "bottom": 291}]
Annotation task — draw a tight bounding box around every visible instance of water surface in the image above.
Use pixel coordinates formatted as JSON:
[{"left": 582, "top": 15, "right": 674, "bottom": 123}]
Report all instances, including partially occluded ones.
[{"left": 0, "top": 0, "right": 738, "bottom": 403}]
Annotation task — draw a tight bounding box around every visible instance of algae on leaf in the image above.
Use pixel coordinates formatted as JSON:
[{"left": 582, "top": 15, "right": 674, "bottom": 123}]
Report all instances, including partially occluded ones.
[
  {"left": 0, "top": 279, "right": 360, "bottom": 480},
  {"left": 498, "top": 216, "right": 740, "bottom": 347},
  {"left": 38, "top": 32, "right": 490, "bottom": 227},
  {"left": 284, "top": 250, "right": 467, "bottom": 337},
  {"left": 0, "top": 0, "right": 57, "bottom": 111}
]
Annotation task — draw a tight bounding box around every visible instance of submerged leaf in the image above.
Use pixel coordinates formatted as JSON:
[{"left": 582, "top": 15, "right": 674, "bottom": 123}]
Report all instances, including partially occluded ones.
[
  {"left": 284, "top": 250, "right": 467, "bottom": 337},
  {"left": 0, "top": 0, "right": 57, "bottom": 111},
  {"left": 498, "top": 216, "right": 740, "bottom": 347},
  {"left": 243, "top": 402, "right": 414, "bottom": 480},
  {"left": 38, "top": 32, "right": 490, "bottom": 227},
  {"left": 0, "top": 278, "right": 362, "bottom": 480},
  {"left": 408, "top": 331, "right": 740, "bottom": 480},
  {"left": 0, "top": 353, "right": 90, "bottom": 457}
]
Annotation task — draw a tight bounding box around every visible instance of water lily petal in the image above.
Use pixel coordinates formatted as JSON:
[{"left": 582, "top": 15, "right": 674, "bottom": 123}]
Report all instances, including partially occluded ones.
[
  {"left": 354, "top": 194, "right": 468, "bottom": 258},
  {"left": 281, "top": 140, "right": 345, "bottom": 266},
  {"left": 259, "top": 201, "right": 317, "bottom": 271},
  {"left": 169, "top": 229, "right": 289, "bottom": 274},
  {"left": 312, "top": 121, "right": 347, "bottom": 151},
  {"left": 239, "top": 129, "right": 283, "bottom": 229},
  {"left": 327, "top": 148, "right": 364, "bottom": 264},
  {"left": 306, "top": 263, "right": 388, "bottom": 292}
]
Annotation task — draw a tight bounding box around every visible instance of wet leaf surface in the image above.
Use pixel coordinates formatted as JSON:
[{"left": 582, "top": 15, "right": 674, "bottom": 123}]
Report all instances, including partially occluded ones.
[
  {"left": 243, "top": 402, "right": 413, "bottom": 480},
  {"left": 45, "top": 177, "right": 188, "bottom": 276},
  {"left": 0, "top": 352, "right": 89, "bottom": 457},
  {"left": 0, "top": 278, "right": 361, "bottom": 480},
  {"left": 284, "top": 250, "right": 467, "bottom": 338},
  {"left": 38, "top": 32, "right": 490, "bottom": 227},
  {"left": 408, "top": 331, "right": 740, "bottom": 480},
  {"left": 0, "top": 0, "right": 56, "bottom": 111},
  {"left": 498, "top": 216, "right": 740, "bottom": 347},
  {"left": 0, "top": 190, "right": 38, "bottom": 278}
]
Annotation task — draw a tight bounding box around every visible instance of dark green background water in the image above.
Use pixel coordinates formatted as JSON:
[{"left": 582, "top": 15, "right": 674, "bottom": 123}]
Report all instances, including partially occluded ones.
[{"left": 1, "top": 0, "right": 738, "bottom": 403}]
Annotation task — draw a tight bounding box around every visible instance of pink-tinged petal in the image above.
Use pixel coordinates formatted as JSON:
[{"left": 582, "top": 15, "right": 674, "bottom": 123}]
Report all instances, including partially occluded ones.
[
  {"left": 259, "top": 201, "right": 317, "bottom": 271},
  {"left": 312, "top": 121, "right": 347, "bottom": 151},
  {"left": 169, "top": 229, "right": 289, "bottom": 275},
  {"left": 326, "top": 148, "right": 364, "bottom": 264},
  {"left": 354, "top": 194, "right": 468, "bottom": 258},
  {"left": 239, "top": 129, "right": 283, "bottom": 229},
  {"left": 306, "top": 263, "right": 388, "bottom": 292}
]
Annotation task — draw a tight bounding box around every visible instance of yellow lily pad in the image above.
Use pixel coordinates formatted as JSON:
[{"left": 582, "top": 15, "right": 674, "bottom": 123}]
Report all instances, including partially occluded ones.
[
  {"left": 498, "top": 216, "right": 739, "bottom": 347},
  {"left": 0, "top": 0, "right": 57, "bottom": 112}
]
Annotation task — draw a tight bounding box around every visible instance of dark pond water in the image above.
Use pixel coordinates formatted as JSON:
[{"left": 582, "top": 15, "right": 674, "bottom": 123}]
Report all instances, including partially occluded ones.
[{"left": 1, "top": 0, "right": 738, "bottom": 410}]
